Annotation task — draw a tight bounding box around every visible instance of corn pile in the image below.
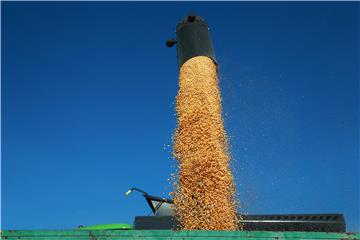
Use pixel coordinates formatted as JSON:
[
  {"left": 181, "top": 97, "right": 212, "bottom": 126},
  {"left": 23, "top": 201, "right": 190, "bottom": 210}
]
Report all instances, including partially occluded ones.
[{"left": 172, "top": 56, "right": 240, "bottom": 230}]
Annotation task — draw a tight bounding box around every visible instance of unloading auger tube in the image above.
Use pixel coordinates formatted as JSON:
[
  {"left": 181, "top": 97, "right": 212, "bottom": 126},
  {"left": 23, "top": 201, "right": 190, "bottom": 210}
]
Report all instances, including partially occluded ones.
[{"left": 166, "top": 14, "right": 216, "bottom": 69}]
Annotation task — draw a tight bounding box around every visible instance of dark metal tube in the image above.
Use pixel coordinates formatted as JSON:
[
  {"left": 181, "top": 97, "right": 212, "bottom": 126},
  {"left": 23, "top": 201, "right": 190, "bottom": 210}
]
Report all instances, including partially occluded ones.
[{"left": 167, "top": 15, "right": 216, "bottom": 69}]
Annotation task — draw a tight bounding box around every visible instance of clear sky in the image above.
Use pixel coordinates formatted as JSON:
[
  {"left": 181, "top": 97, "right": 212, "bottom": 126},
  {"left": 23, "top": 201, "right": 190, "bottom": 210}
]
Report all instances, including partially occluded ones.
[{"left": 2, "top": 2, "right": 359, "bottom": 232}]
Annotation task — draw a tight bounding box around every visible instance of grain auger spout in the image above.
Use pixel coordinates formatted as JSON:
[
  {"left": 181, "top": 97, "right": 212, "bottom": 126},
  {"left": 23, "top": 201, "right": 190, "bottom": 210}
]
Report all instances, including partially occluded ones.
[{"left": 166, "top": 14, "right": 217, "bottom": 69}]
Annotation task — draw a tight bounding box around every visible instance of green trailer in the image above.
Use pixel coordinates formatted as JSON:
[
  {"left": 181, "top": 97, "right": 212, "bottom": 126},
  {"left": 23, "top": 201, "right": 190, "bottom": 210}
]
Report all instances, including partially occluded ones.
[{"left": 2, "top": 230, "right": 360, "bottom": 240}]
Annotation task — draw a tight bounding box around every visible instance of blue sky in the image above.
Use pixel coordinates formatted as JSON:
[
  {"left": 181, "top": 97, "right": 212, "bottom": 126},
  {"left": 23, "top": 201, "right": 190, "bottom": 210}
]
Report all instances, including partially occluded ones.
[{"left": 2, "top": 2, "right": 359, "bottom": 231}]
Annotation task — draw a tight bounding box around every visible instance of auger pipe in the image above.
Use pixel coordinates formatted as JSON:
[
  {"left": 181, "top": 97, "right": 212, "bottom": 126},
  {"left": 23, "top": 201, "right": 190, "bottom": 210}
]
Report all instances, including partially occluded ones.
[{"left": 166, "top": 14, "right": 216, "bottom": 69}]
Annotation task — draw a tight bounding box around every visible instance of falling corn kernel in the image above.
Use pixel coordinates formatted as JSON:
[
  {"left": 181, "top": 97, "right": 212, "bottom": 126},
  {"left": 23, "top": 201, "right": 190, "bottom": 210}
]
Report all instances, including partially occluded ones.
[{"left": 172, "top": 56, "right": 241, "bottom": 230}]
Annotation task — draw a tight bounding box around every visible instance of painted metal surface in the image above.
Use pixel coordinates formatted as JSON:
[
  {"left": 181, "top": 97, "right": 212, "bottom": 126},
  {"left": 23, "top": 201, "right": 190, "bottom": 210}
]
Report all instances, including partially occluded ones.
[
  {"left": 79, "top": 223, "right": 132, "bottom": 230},
  {"left": 1, "top": 230, "right": 359, "bottom": 240},
  {"left": 166, "top": 15, "right": 216, "bottom": 69}
]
